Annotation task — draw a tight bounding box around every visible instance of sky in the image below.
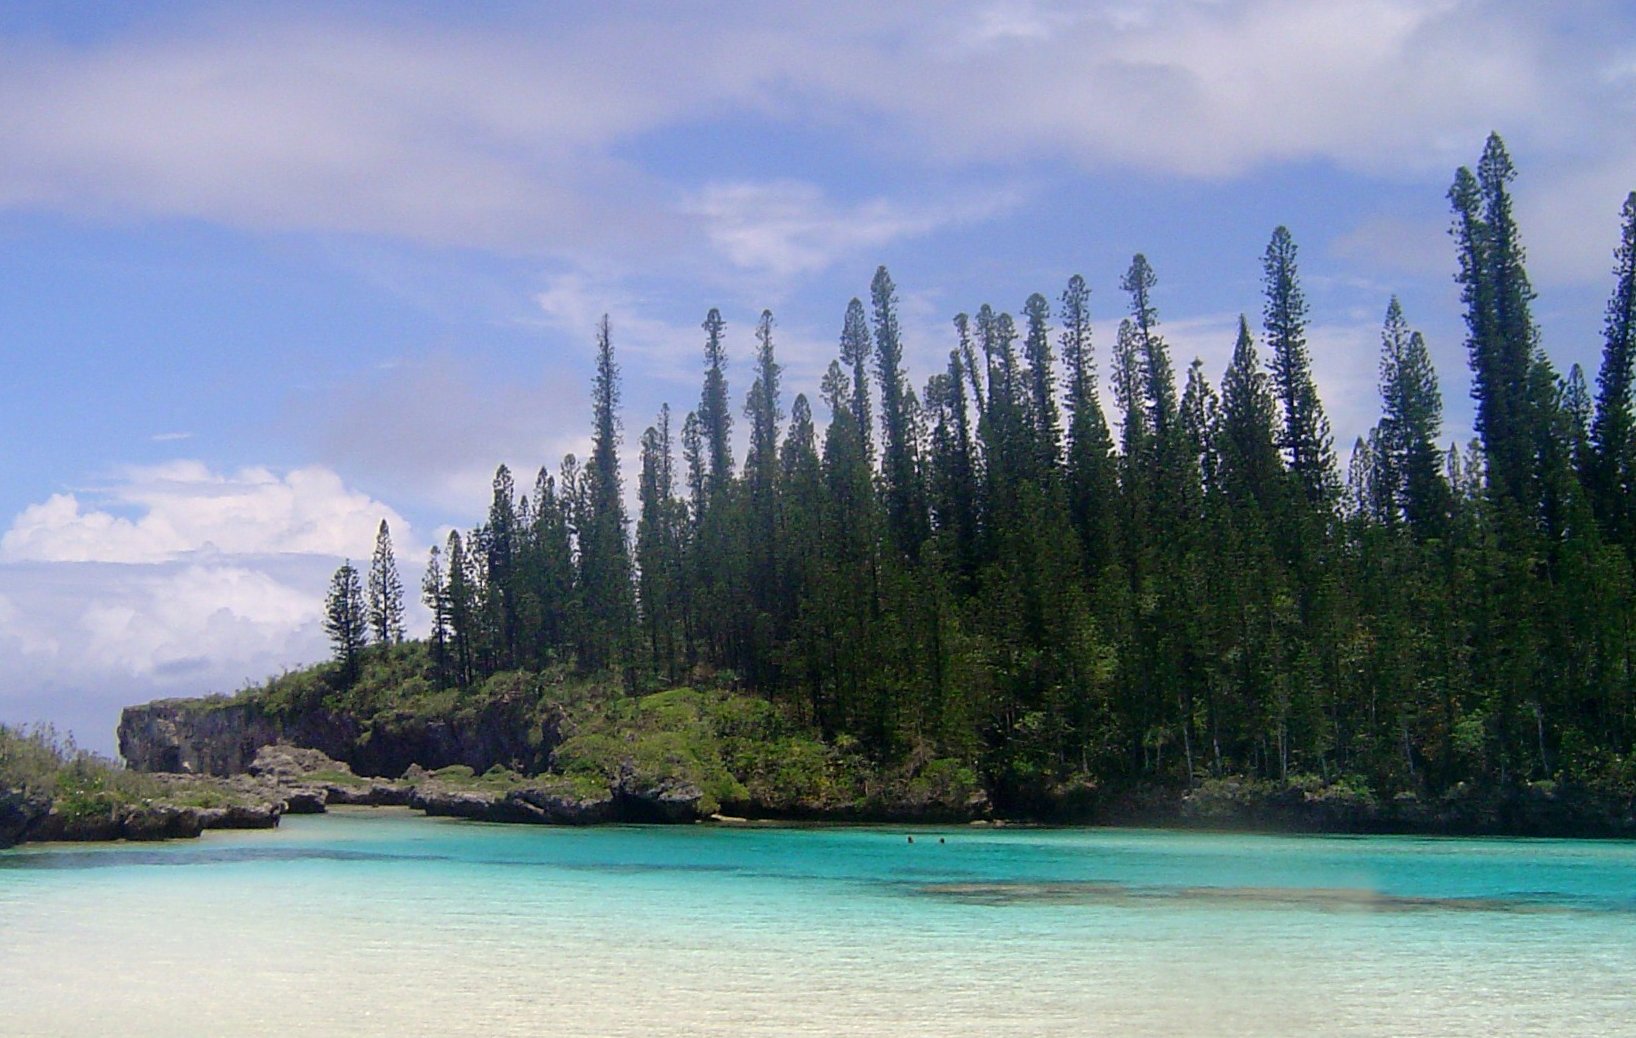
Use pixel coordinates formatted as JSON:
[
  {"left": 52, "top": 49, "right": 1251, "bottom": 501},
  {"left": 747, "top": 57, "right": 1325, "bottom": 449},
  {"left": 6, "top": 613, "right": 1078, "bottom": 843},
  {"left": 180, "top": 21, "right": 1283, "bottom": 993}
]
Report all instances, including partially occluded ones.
[{"left": 1, "top": 0, "right": 1634, "bottom": 753}]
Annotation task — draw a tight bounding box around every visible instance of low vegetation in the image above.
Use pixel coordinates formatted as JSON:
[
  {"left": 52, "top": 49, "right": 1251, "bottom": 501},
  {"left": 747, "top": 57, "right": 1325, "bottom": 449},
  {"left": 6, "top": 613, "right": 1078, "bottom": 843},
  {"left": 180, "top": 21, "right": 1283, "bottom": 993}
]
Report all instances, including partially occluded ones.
[{"left": 0, "top": 724, "right": 163, "bottom": 822}]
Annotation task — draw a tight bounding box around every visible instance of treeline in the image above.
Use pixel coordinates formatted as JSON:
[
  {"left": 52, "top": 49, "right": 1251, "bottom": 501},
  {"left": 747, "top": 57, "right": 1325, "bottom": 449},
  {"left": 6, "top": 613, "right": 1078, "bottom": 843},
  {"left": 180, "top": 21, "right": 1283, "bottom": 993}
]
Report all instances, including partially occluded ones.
[{"left": 329, "top": 134, "right": 1636, "bottom": 806}]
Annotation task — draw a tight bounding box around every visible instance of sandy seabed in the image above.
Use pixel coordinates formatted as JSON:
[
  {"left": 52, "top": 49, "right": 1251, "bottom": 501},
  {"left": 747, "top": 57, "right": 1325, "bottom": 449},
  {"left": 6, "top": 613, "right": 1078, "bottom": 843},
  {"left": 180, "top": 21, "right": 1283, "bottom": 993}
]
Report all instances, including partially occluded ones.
[{"left": 2, "top": 812, "right": 1631, "bottom": 1037}]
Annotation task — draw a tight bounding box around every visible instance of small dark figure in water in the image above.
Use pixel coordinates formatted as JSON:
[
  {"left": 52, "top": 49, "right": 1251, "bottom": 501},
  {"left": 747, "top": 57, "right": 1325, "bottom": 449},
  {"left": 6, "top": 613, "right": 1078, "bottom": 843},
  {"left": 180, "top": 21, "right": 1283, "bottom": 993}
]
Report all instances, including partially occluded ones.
[
  {"left": 939, "top": 838, "right": 945, "bottom": 844},
  {"left": 907, "top": 835, "right": 914, "bottom": 844}
]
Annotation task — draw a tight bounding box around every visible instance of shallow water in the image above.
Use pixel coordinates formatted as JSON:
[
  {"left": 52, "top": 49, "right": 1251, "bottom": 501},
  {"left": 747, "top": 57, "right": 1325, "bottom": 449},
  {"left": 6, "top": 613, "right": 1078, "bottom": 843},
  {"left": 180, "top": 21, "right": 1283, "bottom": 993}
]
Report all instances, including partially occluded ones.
[{"left": 2, "top": 810, "right": 1633, "bottom": 1036}]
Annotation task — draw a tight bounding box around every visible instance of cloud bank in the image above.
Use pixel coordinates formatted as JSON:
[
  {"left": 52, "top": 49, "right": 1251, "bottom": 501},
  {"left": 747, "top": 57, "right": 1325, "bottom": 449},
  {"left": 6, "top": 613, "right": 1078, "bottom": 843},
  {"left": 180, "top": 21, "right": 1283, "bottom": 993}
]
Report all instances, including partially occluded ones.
[
  {"left": 0, "top": 2, "right": 1626, "bottom": 286},
  {"left": 0, "top": 463, "right": 407, "bottom": 752}
]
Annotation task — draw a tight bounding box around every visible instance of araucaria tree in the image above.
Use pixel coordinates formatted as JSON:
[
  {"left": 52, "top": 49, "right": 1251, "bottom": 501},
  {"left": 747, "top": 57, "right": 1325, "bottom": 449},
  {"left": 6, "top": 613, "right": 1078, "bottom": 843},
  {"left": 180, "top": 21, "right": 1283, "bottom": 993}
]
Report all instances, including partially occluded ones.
[
  {"left": 579, "top": 315, "right": 635, "bottom": 673},
  {"left": 324, "top": 560, "right": 368, "bottom": 686},
  {"left": 1589, "top": 192, "right": 1636, "bottom": 545},
  {"left": 1263, "top": 226, "right": 1336, "bottom": 505},
  {"left": 367, "top": 519, "right": 405, "bottom": 645},
  {"left": 1449, "top": 133, "right": 1545, "bottom": 515}
]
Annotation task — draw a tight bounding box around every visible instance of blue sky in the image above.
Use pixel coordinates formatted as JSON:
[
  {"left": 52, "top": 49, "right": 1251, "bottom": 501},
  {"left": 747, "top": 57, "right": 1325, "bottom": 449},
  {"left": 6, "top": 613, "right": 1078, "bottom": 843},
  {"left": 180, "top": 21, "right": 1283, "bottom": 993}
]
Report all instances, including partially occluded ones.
[{"left": 2, "top": 1, "right": 1633, "bottom": 752}]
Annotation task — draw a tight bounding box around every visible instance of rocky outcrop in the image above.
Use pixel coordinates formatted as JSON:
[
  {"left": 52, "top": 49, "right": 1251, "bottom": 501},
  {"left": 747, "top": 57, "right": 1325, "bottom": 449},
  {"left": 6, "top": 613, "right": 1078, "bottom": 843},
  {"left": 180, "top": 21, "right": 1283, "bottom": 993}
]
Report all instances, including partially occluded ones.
[
  {"left": 1074, "top": 778, "right": 1636, "bottom": 837},
  {"left": 21, "top": 796, "right": 282, "bottom": 843},
  {"left": 406, "top": 767, "right": 617, "bottom": 825},
  {"left": 118, "top": 700, "right": 360, "bottom": 776},
  {"left": 119, "top": 695, "right": 562, "bottom": 779},
  {"left": 238, "top": 744, "right": 413, "bottom": 812},
  {"left": 403, "top": 765, "right": 722, "bottom": 825},
  {"left": 0, "top": 788, "right": 51, "bottom": 848}
]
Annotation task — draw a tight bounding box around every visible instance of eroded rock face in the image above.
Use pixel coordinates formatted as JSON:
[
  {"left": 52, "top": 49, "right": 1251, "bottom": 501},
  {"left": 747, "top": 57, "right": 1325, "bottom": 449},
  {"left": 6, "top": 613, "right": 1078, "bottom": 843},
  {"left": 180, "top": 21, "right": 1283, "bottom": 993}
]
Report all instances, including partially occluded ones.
[
  {"left": 21, "top": 800, "right": 280, "bottom": 843},
  {"left": 118, "top": 701, "right": 361, "bottom": 776},
  {"left": 0, "top": 788, "right": 51, "bottom": 848},
  {"left": 614, "top": 770, "right": 707, "bottom": 824},
  {"left": 119, "top": 697, "right": 561, "bottom": 779}
]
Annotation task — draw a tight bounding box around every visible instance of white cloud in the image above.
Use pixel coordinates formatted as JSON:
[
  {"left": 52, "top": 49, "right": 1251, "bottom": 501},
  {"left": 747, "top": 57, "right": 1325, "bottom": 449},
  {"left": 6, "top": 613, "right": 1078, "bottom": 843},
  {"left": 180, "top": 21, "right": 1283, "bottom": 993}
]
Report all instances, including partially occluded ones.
[
  {"left": 0, "top": 463, "right": 427, "bottom": 752},
  {"left": 687, "top": 179, "right": 1025, "bottom": 281},
  {"left": 0, "top": 3, "right": 1619, "bottom": 259},
  {"left": 1, "top": 462, "right": 406, "bottom": 564},
  {"left": 0, "top": 16, "right": 702, "bottom": 253},
  {"left": 0, "top": 556, "right": 338, "bottom": 754},
  {"left": 76, "top": 564, "right": 319, "bottom": 679},
  {"left": 1519, "top": 149, "right": 1636, "bottom": 289}
]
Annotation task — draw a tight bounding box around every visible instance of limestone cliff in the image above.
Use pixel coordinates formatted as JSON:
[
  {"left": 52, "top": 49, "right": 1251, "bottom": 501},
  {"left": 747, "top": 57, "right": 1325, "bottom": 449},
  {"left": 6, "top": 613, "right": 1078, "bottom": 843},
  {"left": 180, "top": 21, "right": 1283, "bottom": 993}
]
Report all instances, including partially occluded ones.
[{"left": 119, "top": 694, "right": 561, "bottom": 778}]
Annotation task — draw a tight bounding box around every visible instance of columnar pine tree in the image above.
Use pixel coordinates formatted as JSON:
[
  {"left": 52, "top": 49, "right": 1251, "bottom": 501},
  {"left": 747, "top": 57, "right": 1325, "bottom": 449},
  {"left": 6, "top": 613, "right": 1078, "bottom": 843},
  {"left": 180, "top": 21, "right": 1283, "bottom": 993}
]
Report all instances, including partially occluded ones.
[
  {"left": 324, "top": 560, "right": 368, "bottom": 687},
  {"left": 445, "top": 531, "right": 475, "bottom": 687},
  {"left": 743, "top": 310, "right": 784, "bottom": 684},
  {"left": 1059, "top": 275, "right": 1118, "bottom": 574},
  {"left": 483, "top": 466, "right": 519, "bottom": 666},
  {"left": 1450, "top": 133, "right": 1543, "bottom": 513},
  {"left": 871, "top": 266, "right": 926, "bottom": 557},
  {"left": 366, "top": 519, "right": 405, "bottom": 645},
  {"left": 1120, "top": 254, "right": 1176, "bottom": 440},
  {"left": 1374, "top": 298, "right": 1446, "bottom": 536},
  {"left": 1589, "top": 192, "right": 1636, "bottom": 545},
  {"left": 579, "top": 315, "right": 635, "bottom": 673},
  {"left": 1021, "top": 292, "right": 1062, "bottom": 478},
  {"left": 521, "top": 466, "right": 580, "bottom": 663},
  {"left": 839, "top": 298, "right": 874, "bottom": 461},
  {"left": 637, "top": 405, "right": 686, "bottom": 680},
  {"left": 421, "top": 544, "right": 451, "bottom": 685},
  {"left": 1263, "top": 226, "right": 1337, "bottom": 505},
  {"left": 698, "top": 308, "right": 734, "bottom": 492},
  {"left": 1217, "top": 316, "right": 1283, "bottom": 513},
  {"left": 927, "top": 349, "right": 979, "bottom": 583}
]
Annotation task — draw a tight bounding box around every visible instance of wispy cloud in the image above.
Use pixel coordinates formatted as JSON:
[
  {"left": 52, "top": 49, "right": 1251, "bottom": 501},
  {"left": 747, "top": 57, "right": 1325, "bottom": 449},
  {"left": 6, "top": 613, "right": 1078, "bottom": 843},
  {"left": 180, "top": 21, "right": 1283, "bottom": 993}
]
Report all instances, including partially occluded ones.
[
  {"left": 687, "top": 179, "right": 1026, "bottom": 282},
  {"left": 0, "top": 2, "right": 1623, "bottom": 286}
]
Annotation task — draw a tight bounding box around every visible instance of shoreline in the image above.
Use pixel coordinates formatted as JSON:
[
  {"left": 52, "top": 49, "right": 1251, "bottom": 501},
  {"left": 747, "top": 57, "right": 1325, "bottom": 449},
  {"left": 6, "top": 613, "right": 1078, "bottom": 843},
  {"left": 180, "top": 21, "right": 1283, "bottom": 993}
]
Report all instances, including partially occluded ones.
[{"left": 9, "top": 776, "right": 1636, "bottom": 849}]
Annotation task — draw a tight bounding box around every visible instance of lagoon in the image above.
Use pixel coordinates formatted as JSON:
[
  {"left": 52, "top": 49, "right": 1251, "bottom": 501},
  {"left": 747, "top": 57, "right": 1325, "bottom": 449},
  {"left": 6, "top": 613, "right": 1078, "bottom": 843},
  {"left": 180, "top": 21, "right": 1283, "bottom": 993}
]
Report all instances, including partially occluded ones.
[{"left": 2, "top": 811, "right": 1633, "bottom": 1036}]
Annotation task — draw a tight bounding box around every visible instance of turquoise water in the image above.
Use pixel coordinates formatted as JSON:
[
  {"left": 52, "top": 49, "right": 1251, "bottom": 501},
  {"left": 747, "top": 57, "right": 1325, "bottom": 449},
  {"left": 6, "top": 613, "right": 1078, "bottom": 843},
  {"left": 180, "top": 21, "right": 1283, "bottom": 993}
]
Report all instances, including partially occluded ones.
[{"left": 3, "top": 811, "right": 1634, "bottom": 1036}]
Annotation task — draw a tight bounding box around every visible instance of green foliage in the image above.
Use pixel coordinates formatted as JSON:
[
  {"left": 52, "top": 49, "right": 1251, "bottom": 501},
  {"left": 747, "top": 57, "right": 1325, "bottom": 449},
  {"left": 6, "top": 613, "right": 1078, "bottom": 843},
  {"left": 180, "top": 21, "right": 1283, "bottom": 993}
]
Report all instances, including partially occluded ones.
[
  {"left": 0, "top": 723, "right": 163, "bottom": 819},
  {"left": 0, "top": 723, "right": 68, "bottom": 796},
  {"left": 299, "top": 139, "right": 1636, "bottom": 817},
  {"left": 550, "top": 688, "right": 749, "bottom": 814},
  {"left": 324, "top": 560, "right": 368, "bottom": 687}
]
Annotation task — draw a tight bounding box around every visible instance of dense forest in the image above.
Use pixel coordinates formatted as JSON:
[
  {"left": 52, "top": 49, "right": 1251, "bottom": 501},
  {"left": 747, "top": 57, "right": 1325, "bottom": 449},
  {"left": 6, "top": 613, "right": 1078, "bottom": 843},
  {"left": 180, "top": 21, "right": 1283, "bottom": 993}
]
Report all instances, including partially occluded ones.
[{"left": 324, "top": 134, "right": 1636, "bottom": 810}]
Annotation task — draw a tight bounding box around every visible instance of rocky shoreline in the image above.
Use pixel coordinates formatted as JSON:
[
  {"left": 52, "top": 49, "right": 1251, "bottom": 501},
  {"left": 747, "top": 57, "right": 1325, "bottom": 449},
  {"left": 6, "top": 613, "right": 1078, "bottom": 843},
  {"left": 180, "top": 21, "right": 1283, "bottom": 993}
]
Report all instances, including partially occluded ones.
[
  {"left": 12, "top": 684, "right": 1635, "bottom": 848},
  {"left": 9, "top": 743, "right": 1636, "bottom": 847}
]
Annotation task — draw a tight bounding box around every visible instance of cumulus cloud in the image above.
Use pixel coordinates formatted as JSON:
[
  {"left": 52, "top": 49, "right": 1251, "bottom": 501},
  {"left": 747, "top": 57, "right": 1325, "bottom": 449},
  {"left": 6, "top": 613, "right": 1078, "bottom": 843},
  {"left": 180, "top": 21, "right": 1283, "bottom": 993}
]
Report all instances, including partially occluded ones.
[
  {"left": 0, "top": 557, "right": 336, "bottom": 754},
  {"left": 0, "top": 463, "right": 418, "bottom": 751},
  {"left": 71, "top": 563, "right": 319, "bottom": 679},
  {"left": 1, "top": 461, "right": 407, "bottom": 564}
]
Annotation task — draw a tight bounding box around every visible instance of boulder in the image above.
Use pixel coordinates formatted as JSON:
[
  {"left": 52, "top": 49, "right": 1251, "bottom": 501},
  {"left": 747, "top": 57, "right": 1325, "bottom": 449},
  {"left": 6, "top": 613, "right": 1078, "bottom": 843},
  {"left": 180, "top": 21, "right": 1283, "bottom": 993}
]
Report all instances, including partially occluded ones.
[
  {"left": 615, "top": 775, "right": 708, "bottom": 823},
  {"left": 120, "top": 804, "right": 206, "bottom": 841},
  {"left": 511, "top": 784, "right": 616, "bottom": 824},
  {"left": 194, "top": 802, "right": 281, "bottom": 830},
  {"left": 0, "top": 788, "right": 51, "bottom": 848}
]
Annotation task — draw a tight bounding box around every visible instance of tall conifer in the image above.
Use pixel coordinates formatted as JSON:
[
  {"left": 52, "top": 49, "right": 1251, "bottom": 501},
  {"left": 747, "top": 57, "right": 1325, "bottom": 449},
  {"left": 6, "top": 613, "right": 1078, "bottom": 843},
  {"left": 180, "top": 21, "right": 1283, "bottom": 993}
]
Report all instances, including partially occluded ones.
[{"left": 366, "top": 518, "right": 405, "bottom": 645}]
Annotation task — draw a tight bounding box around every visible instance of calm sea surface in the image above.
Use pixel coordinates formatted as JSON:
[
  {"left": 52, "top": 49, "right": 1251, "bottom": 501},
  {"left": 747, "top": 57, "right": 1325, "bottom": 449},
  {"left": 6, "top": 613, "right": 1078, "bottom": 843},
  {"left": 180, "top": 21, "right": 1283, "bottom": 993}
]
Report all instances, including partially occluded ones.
[{"left": 2, "top": 809, "right": 1633, "bottom": 1036}]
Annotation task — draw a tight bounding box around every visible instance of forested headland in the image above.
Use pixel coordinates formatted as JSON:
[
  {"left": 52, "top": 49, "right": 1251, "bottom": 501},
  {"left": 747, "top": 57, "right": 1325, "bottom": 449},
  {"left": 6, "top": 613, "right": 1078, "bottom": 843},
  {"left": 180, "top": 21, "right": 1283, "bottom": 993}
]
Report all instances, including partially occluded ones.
[{"left": 304, "top": 133, "right": 1636, "bottom": 820}]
